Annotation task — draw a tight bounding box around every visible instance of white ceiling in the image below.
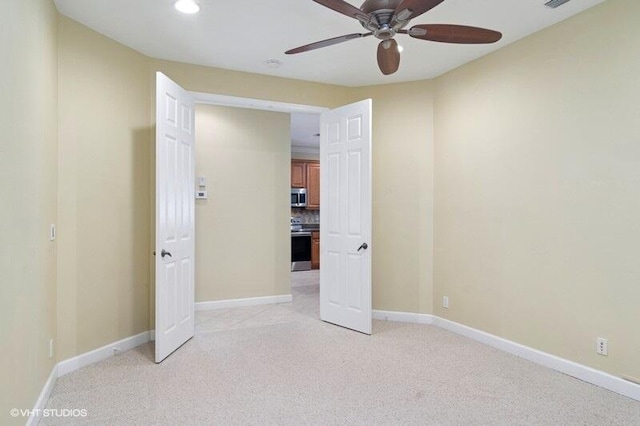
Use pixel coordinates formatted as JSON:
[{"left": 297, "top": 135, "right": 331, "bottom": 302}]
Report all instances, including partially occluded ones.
[
  {"left": 54, "top": 0, "right": 606, "bottom": 87},
  {"left": 291, "top": 113, "right": 321, "bottom": 152}
]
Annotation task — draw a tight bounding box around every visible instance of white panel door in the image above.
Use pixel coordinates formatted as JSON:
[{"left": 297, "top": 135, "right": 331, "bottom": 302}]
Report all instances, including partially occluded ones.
[
  {"left": 155, "top": 72, "right": 195, "bottom": 362},
  {"left": 320, "top": 99, "right": 372, "bottom": 334}
]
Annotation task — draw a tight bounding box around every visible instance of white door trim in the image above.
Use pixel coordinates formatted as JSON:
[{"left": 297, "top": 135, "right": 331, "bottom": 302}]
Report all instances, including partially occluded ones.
[{"left": 190, "top": 92, "right": 329, "bottom": 114}]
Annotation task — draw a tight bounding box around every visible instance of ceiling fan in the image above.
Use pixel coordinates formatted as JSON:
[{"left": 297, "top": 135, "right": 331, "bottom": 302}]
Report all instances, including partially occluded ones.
[{"left": 285, "top": 0, "right": 502, "bottom": 75}]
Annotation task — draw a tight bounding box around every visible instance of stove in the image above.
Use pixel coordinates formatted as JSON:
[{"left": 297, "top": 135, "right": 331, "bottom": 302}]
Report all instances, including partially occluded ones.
[{"left": 291, "top": 217, "right": 311, "bottom": 271}]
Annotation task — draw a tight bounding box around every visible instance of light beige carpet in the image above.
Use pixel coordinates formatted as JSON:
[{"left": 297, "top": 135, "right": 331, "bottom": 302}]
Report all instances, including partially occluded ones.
[
  {"left": 43, "top": 285, "right": 640, "bottom": 425},
  {"left": 291, "top": 269, "right": 320, "bottom": 288}
]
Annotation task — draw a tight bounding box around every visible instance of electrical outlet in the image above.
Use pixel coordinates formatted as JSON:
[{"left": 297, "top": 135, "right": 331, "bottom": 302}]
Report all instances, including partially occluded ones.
[
  {"left": 443, "top": 296, "right": 449, "bottom": 309},
  {"left": 49, "top": 339, "right": 54, "bottom": 359},
  {"left": 596, "top": 337, "right": 608, "bottom": 356}
]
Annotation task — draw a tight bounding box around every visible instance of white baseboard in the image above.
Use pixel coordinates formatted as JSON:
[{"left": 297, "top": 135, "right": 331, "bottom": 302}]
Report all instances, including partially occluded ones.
[
  {"left": 29, "top": 331, "right": 151, "bottom": 424},
  {"left": 26, "top": 364, "right": 58, "bottom": 426},
  {"left": 432, "top": 316, "right": 640, "bottom": 401},
  {"left": 372, "top": 311, "right": 639, "bottom": 402},
  {"left": 195, "top": 294, "right": 293, "bottom": 311},
  {"left": 57, "top": 331, "right": 151, "bottom": 377},
  {"left": 372, "top": 309, "right": 434, "bottom": 325}
]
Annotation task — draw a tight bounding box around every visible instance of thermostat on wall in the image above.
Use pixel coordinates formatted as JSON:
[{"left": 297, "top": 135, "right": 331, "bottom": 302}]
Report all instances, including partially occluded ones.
[{"left": 195, "top": 190, "right": 208, "bottom": 199}]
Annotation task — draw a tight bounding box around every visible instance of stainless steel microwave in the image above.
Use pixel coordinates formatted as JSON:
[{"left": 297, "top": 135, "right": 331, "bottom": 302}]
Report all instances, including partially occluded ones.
[{"left": 291, "top": 188, "right": 307, "bottom": 208}]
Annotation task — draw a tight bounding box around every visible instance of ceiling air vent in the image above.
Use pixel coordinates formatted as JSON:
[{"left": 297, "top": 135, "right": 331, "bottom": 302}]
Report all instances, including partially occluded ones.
[{"left": 545, "top": 0, "right": 572, "bottom": 8}]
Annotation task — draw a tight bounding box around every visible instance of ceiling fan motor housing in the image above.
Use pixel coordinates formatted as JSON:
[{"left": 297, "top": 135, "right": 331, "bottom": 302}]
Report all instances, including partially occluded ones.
[
  {"left": 360, "top": 0, "right": 402, "bottom": 15},
  {"left": 359, "top": 0, "right": 409, "bottom": 38}
]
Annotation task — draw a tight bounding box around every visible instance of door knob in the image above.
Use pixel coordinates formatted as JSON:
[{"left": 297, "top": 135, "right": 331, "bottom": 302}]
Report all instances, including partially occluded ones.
[
  {"left": 161, "top": 249, "right": 172, "bottom": 258},
  {"left": 357, "top": 243, "right": 368, "bottom": 252}
]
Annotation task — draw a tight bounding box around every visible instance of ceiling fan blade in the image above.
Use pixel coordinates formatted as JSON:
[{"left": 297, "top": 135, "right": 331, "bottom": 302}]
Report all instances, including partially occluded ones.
[
  {"left": 409, "top": 24, "right": 502, "bottom": 44},
  {"left": 285, "top": 33, "right": 372, "bottom": 55},
  {"left": 377, "top": 39, "right": 400, "bottom": 75},
  {"left": 394, "top": 0, "right": 444, "bottom": 21},
  {"left": 313, "top": 0, "right": 369, "bottom": 21}
]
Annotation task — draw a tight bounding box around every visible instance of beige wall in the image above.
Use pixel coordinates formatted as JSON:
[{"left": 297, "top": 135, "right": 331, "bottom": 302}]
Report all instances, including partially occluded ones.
[
  {"left": 351, "top": 81, "right": 435, "bottom": 314},
  {"left": 0, "top": 0, "right": 58, "bottom": 421},
  {"left": 433, "top": 0, "right": 640, "bottom": 379},
  {"left": 57, "top": 16, "right": 151, "bottom": 360},
  {"left": 152, "top": 59, "right": 352, "bottom": 109},
  {"left": 194, "top": 106, "right": 291, "bottom": 301}
]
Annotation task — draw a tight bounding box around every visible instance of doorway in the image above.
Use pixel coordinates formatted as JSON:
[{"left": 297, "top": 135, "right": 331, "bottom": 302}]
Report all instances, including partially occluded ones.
[
  {"left": 183, "top": 92, "right": 372, "bottom": 336},
  {"left": 290, "top": 112, "right": 322, "bottom": 298},
  {"left": 191, "top": 93, "right": 327, "bottom": 311}
]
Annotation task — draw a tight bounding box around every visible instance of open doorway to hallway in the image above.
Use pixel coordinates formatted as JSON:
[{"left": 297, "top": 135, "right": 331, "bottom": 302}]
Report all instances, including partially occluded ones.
[{"left": 290, "top": 112, "right": 321, "bottom": 303}]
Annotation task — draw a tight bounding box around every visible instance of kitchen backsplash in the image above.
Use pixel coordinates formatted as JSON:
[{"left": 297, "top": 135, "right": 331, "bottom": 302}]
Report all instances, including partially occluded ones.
[{"left": 291, "top": 208, "right": 320, "bottom": 224}]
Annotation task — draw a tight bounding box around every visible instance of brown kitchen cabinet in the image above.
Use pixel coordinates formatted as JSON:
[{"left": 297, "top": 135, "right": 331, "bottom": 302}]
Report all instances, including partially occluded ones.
[
  {"left": 311, "top": 231, "right": 320, "bottom": 269},
  {"left": 306, "top": 161, "right": 320, "bottom": 210},
  {"left": 291, "top": 161, "right": 306, "bottom": 188}
]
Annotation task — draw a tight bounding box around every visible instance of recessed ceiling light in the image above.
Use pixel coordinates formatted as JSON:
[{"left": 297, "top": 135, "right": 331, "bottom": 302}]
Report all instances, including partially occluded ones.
[{"left": 175, "top": 0, "right": 200, "bottom": 14}]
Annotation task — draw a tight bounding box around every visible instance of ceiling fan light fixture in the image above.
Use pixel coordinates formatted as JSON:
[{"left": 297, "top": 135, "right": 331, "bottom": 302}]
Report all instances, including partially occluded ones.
[
  {"left": 409, "top": 27, "right": 427, "bottom": 37},
  {"left": 395, "top": 9, "right": 412, "bottom": 22},
  {"left": 174, "top": 0, "right": 200, "bottom": 14}
]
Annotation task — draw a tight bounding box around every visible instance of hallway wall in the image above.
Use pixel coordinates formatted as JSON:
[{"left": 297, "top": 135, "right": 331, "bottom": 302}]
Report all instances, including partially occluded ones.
[{"left": 194, "top": 105, "right": 291, "bottom": 302}]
